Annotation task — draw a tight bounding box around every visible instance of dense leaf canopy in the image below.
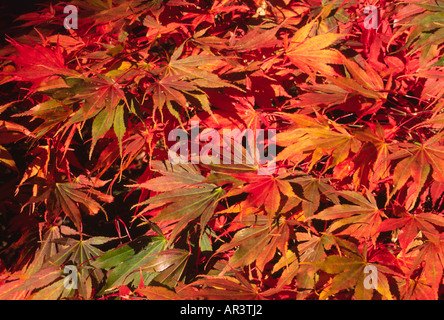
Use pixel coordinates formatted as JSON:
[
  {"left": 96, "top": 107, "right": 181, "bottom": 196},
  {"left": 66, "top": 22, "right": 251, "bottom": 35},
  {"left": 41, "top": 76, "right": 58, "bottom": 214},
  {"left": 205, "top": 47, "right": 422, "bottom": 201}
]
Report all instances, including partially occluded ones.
[{"left": 0, "top": 0, "right": 443, "bottom": 300}]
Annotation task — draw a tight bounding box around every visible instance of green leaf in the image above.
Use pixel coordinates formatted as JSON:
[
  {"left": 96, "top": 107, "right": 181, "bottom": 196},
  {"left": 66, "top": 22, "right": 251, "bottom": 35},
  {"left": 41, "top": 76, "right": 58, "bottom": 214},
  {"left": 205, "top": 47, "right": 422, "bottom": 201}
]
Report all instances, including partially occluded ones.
[
  {"left": 113, "top": 103, "right": 126, "bottom": 157},
  {"left": 199, "top": 227, "right": 213, "bottom": 252},
  {"left": 49, "top": 236, "right": 114, "bottom": 268},
  {"left": 315, "top": 255, "right": 364, "bottom": 274},
  {"left": 90, "top": 108, "right": 114, "bottom": 158},
  {"left": 99, "top": 236, "right": 166, "bottom": 292},
  {"left": 93, "top": 236, "right": 159, "bottom": 269},
  {"left": 131, "top": 161, "right": 225, "bottom": 245},
  {"left": 432, "top": 54, "right": 444, "bottom": 67}
]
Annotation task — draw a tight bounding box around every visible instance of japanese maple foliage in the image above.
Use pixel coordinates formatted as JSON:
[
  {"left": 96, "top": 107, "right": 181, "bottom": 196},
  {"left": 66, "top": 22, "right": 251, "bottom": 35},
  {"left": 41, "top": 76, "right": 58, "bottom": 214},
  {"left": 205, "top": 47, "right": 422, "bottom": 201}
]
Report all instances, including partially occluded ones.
[{"left": 0, "top": 0, "right": 443, "bottom": 300}]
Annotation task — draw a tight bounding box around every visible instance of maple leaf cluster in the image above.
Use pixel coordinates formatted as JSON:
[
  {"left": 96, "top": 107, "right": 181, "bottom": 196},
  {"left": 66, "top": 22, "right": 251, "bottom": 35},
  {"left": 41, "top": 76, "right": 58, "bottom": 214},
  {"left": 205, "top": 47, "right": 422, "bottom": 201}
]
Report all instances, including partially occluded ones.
[{"left": 0, "top": 0, "right": 443, "bottom": 300}]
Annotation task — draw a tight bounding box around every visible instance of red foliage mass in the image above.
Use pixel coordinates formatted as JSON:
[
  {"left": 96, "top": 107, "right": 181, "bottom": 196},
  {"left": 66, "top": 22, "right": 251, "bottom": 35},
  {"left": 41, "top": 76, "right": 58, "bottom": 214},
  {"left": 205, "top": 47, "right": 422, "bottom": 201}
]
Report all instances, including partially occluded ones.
[{"left": 0, "top": 0, "right": 443, "bottom": 300}]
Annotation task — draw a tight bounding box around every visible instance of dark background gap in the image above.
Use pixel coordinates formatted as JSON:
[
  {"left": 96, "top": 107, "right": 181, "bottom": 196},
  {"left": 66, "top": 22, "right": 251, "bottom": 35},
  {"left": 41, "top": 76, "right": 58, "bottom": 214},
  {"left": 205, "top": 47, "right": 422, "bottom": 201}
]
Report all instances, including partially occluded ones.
[{"left": 0, "top": 1, "right": 57, "bottom": 42}]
